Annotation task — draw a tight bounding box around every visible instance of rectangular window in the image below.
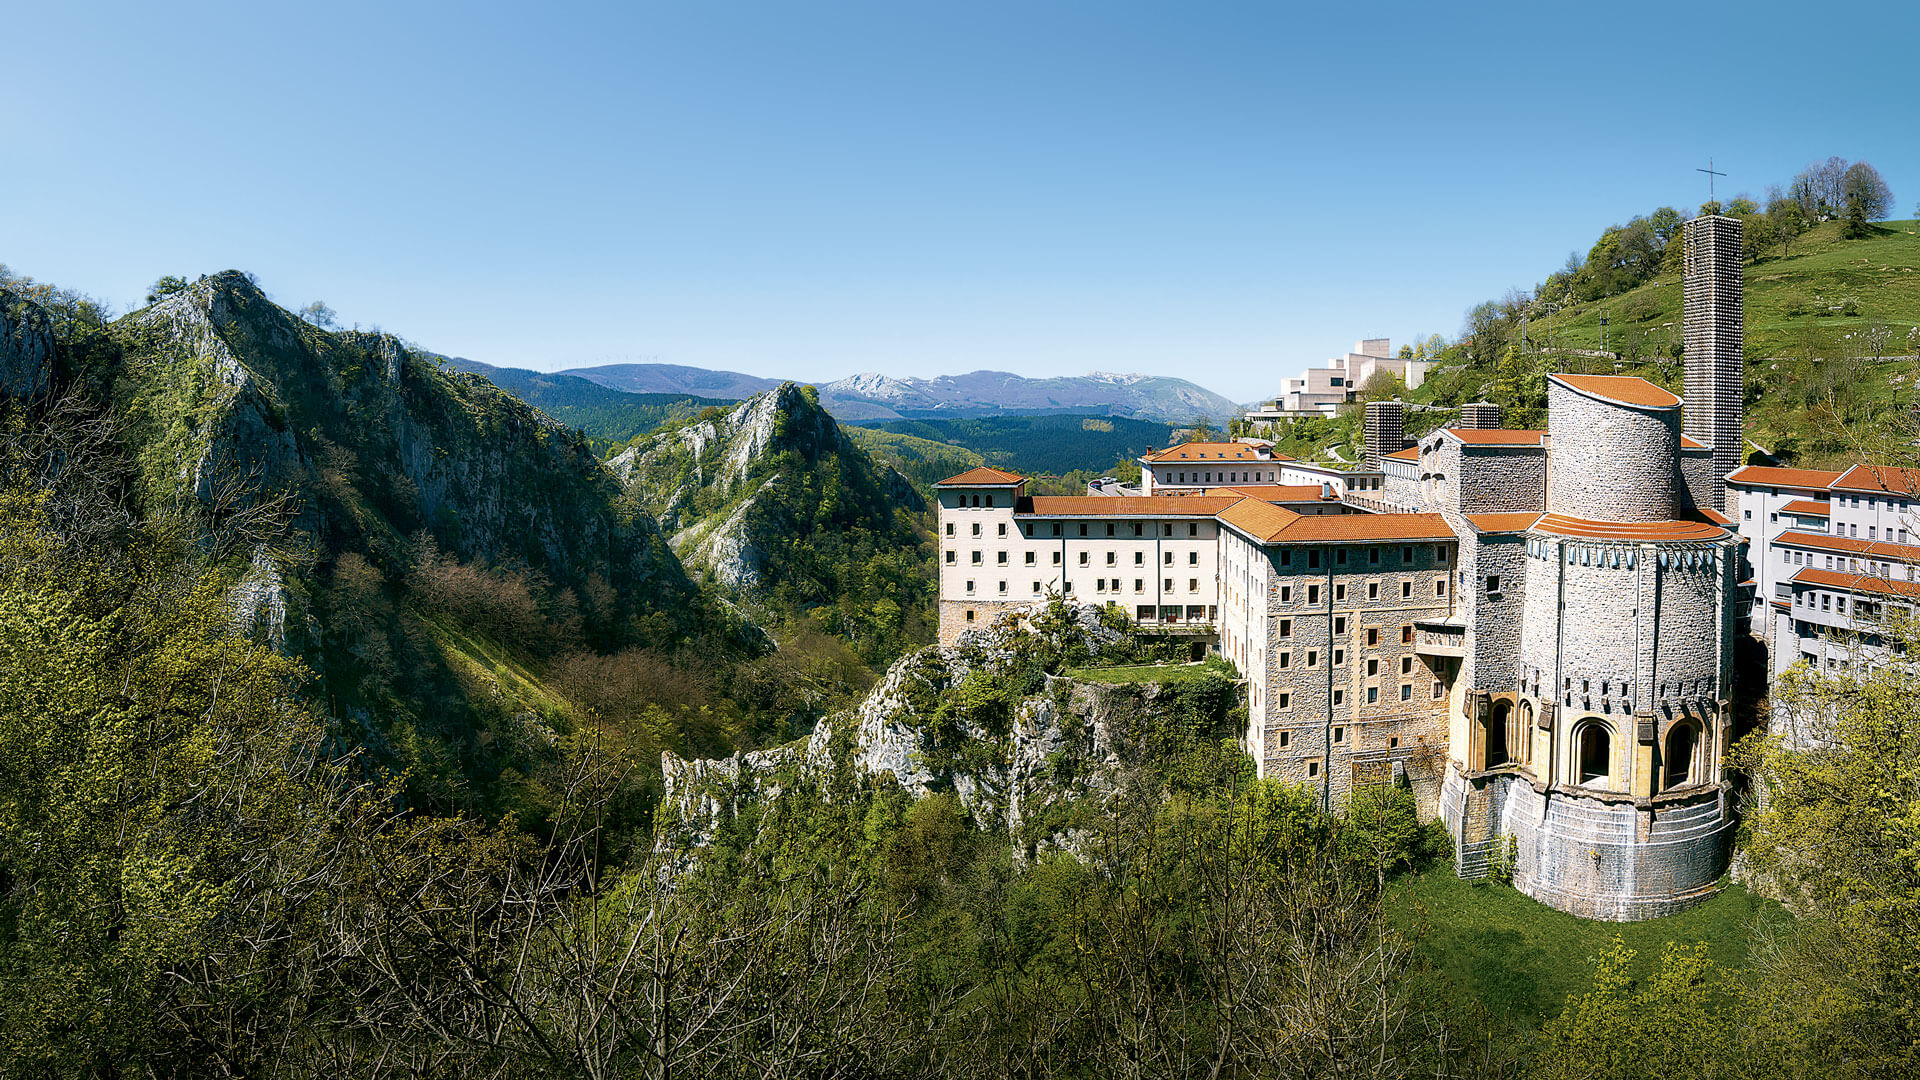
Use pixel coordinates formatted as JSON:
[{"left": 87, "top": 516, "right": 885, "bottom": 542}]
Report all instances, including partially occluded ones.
[
  {"left": 1333, "top": 688, "right": 1345, "bottom": 705},
  {"left": 1189, "top": 523, "right": 1199, "bottom": 537},
  {"left": 1308, "top": 549, "right": 1322, "bottom": 569},
  {"left": 1281, "top": 585, "right": 1293, "bottom": 603},
  {"left": 1336, "top": 549, "right": 1349, "bottom": 565},
  {"left": 1078, "top": 552, "right": 1089, "bottom": 565},
  {"left": 1106, "top": 523, "right": 1115, "bottom": 537},
  {"left": 1391, "top": 735, "right": 1401, "bottom": 749},
  {"left": 1400, "top": 581, "right": 1412, "bottom": 598},
  {"left": 1189, "top": 552, "right": 1199, "bottom": 565},
  {"left": 1306, "top": 650, "right": 1318, "bottom": 668},
  {"left": 1433, "top": 681, "right": 1445, "bottom": 699},
  {"left": 1135, "top": 551, "right": 1144, "bottom": 565},
  {"left": 1189, "top": 578, "right": 1200, "bottom": 592},
  {"left": 1332, "top": 726, "right": 1344, "bottom": 743},
  {"left": 972, "top": 523, "right": 982, "bottom": 536},
  {"left": 998, "top": 580, "right": 1007, "bottom": 594},
  {"left": 1367, "top": 657, "right": 1379, "bottom": 676},
  {"left": 1368, "top": 582, "right": 1379, "bottom": 600},
  {"left": 1165, "top": 578, "right": 1175, "bottom": 591},
  {"left": 1308, "top": 760, "right": 1320, "bottom": 777},
  {"left": 1165, "top": 551, "right": 1174, "bottom": 565},
  {"left": 1279, "top": 730, "right": 1291, "bottom": 746},
  {"left": 1052, "top": 523, "right": 1062, "bottom": 537},
  {"left": 1486, "top": 574, "right": 1501, "bottom": 593},
  {"left": 1369, "top": 547, "right": 1380, "bottom": 565},
  {"left": 1308, "top": 584, "right": 1320, "bottom": 604},
  {"left": 945, "top": 551, "right": 956, "bottom": 564},
  {"left": 1033, "top": 581, "right": 1042, "bottom": 593},
  {"left": 1278, "top": 652, "right": 1291, "bottom": 669},
  {"left": 1366, "top": 687, "right": 1378, "bottom": 703},
  {"left": 1025, "top": 552, "right": 1036, "bottom": 565},
  {"left": 997, "top": 551, "right": 1008, "bottom": 564},
  {"left": 1052, "top": 552, "right": 1062, "bottom": 565},
  {"left": 1335, "top": 584, "right": 1346, "bottom": 601},
  {"left": 997, "top": 523, "right": 1007, "bottom": 536},
  {"left": 1367, "top": 628, "right": 1379, "bottom": 646},
  {"left": 1400, "top": 684, "right": 1412, "bottom": 701},
  {"left": 972, "top": 551, "right": 983, "bottom": 564},
  {"left": 1402, "top": 546, "right": 1414, "bottom": 564},
  {"left": 1279, "top": 618, "right": 1293, "bottom": 637},
  {"left": 1437, "top": 579, "right": 1447, "bottom": 596},
  {"left": 1333, "top": 648, "right": 1345, "bottom": 665},
  {"left": 1436, "top": 546, "right": 1448, "bottom": 565},
  {"left": 1107, "top": 552, "right": 1117, "bottom": 565},
  {"left": 966, "top": 580, "right": 975, "bottom": 593},
  {"left": 1280, "top": 550, "right": 1292, "bottom": 567},
  {"left": 945, "top": 523, "right": 954, "bottom": 536},
  {"left": 1400, "top": 656, "right": 1413, "bottom": 674},
  {"left": 1402, "top": 626, "right": 1414, "bottom": 644},
  {"left": 1277, "top": 694, "right": 1291, "bottom": 710},
  {"left": 1334, "top": 615, "right": 1347, "bottom": 634}
]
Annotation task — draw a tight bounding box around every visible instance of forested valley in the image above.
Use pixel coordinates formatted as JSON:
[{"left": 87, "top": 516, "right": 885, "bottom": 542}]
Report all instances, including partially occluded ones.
[{"left": 2, "top": 265, "right": 1919, "bottom": 1079}]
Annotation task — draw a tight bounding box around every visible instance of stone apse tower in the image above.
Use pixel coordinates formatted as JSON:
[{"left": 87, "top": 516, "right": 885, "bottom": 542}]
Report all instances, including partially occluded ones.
[{"left": 1440, "top": 374, "right": 1741, "bottom": 919}]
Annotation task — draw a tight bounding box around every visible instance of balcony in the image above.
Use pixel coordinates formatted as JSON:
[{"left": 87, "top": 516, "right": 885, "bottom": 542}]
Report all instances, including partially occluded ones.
[{"left": 1413, "top": 618, "right": 1466, "bottom": 659}]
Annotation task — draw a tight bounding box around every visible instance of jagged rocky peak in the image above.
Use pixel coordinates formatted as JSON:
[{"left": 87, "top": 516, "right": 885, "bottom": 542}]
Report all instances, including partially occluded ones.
[{"left": 0, "top": 287, "right": 56, "bottom": 399}]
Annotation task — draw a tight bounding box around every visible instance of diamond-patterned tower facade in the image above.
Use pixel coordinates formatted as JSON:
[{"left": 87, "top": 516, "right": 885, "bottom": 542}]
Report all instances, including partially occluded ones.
[
  {"left": 1682, "top": 214, "right": 1744, "bottom": 513},
  {"left": 1458, "top": 401, "right": 1503, "bottom": 430},
  {"left": 1363, "top": 399, "right": 1405, "bottom": 469}
]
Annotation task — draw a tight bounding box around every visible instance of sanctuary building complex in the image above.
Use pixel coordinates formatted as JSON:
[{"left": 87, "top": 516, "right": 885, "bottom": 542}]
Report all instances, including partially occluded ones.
[{"left": 933, "top": 215, "right": 1756, "bottom": 921}]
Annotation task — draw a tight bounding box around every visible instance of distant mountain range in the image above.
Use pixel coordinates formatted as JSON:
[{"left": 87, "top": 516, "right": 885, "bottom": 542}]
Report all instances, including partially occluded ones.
[{"left": 553, "top": 363, "right": 1238, "bottom": 423}]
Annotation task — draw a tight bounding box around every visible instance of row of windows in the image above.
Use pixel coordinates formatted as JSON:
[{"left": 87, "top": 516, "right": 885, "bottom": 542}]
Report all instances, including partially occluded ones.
[
  {"left": 1160, "top": 469, "right": 1276, "bottom": 485},
  {"left": 1277, "top": 544, "right": 1448, "bottom": 570},
  {"left": 947, "top": 550, "right": 1210, "bottom": 572},
  {"left": 1271, "top": 651, "right": 1423, "bottom": 676},
  {"left": 1270, "top": 681, "right": 1444, "bottom": 711},
  {"left": 959, "top": 604, "right": 1215, "bottom": 624},
  {"left": 1783, "top": 546, "right": 1917, "bottom": 580},
  {"left": 962, "top": 578, "right": 1204, "bottom": 595},
  {"left": 1275, "top": 578, "right": 1446, "bottom": 604},
  {"left": 1277, "top": 620, "right": 1417, "bottom": 646}
]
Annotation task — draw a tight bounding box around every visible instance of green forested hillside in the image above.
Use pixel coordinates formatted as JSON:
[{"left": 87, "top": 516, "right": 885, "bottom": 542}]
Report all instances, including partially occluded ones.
[
  {"left": 853, "top": 413, "right": 1175, "bottom": 476},
  {"left": 844, "top": 424, "right": 985, "bottom": 492}
]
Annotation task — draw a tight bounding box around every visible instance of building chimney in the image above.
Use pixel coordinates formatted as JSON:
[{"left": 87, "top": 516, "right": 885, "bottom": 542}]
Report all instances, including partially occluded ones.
[
  {"left": 1363, "top": 400, "right": 1405, "bottom": 470},
  {"left": 1683, "top": 214, "right": 1744, "bottom": 513},
  {"left": 1458, "top": 401, "right": 1503, "bottom": 430}
]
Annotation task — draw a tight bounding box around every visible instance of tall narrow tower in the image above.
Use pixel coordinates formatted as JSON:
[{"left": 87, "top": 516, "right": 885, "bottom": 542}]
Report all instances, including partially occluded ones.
[
  {"left": 1682, "top": 214, "right": 1744, "bottom": 513},
  {"left": 1364, "top": 400, "right": 1405, "bottom": 469}
]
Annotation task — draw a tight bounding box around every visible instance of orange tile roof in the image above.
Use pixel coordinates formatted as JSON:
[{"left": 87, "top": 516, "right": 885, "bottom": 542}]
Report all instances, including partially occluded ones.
[
  {"left": 1725, "top": 465, "right": 1844, "bottom": 489},
  {"left": 1531, "top": 514, "right": 1727, "bottom": 542},
  {"left": 1215, "top": 498, "right": 1303, "bottom": 542},
  {"left": 1679, "top": 435, "right": 1708, "bottom": 450},
  {"left": 935, "top": 466, "right": 1026, "bottom": 486},
  {"left": 1203, "top": 484, "right": 1337, "bottom": 502},
  {"left": 1549, "top": 373, "right": 1682, "bottom": 409},
  {"left": 1143, "top": 441, "right": 1270, "bottom": 462},
  {"left": 1219, "top": 500, "right": 1455, "bottom": 544},
  {"left": 1833, "top": 464, "right": 1920, "bottom": 496},
  {"left": 1467, "top": 513, "right": 1544, "bottom": 533},
  {"left": 1444, "top": 429, "right": 1546, "bottom": 446},
  {"left": 1700, "top": 507, "right": 1733, "bottom": 526},
  {"left": 1019, "top": 495, "right": 1239, "bottom": 517},
  {"left": 1384, "top": 447, "right": 1420, "bottom": 460},
  {"left": 1780, "top": 499, "right": 1830, "bottom": 516},
  {"left": 1790, "top": 566, "right": 1920, "bottom": 599},
  {"left": 1775, "top": 529, "right": 1920, "bottom": 562}
]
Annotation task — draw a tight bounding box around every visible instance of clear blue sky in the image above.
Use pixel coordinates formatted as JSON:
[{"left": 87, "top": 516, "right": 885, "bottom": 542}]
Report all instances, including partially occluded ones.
[{"left": 4, "top": 1, "right": 1914, "bottom": 402}]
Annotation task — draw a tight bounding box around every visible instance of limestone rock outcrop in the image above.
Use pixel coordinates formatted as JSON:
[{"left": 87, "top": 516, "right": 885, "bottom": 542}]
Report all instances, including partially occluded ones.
[
  {"left": 0, "top": 288, "right": 55, "bottom": 399},
  {"left": 618, "top": 381, "right": 924, "bottom": 595}
]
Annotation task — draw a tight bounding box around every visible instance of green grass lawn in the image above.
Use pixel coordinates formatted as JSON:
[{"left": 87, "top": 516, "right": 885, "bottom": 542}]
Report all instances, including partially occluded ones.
[
  {"left": 1065, "top": 662, "right": 1201, "bottom": 684},
  {"left": 1386, "top": 863, "right": 1782, "bottom": 1035}
]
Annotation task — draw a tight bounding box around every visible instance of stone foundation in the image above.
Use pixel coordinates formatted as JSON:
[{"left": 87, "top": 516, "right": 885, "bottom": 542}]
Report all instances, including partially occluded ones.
[
  {"left": 937, "top": 599, "right": 1031, "bottom": 645},
  {"left": 1442, "top": 764, "right": 1734, "bottom": 921}
]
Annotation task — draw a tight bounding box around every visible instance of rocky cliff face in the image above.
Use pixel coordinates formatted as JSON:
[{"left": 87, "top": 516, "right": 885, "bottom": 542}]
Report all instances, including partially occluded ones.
[
  {"left": 0, "top": 288, "right": 55, "bottom": 399},
  {"left": 658, "top": 603, "right": 1239, "bottom": 852},
  {"left": 614, "top": 382, "right": 924, "bottom": 594},
  {"left": 101, "top": 272, "right": 716, "bottom": 647}
]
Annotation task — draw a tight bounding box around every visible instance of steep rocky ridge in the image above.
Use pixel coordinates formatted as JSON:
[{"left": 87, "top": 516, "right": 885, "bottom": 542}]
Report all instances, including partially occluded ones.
[
  {"left": 658, "top": 602, "right": 1243, "bottom": 852},
  {"left": 103, "top": 272, "right": 705, "bottom": 638},
  {"left": 614, "top": 382, "right": 925, "bottom": 594}
]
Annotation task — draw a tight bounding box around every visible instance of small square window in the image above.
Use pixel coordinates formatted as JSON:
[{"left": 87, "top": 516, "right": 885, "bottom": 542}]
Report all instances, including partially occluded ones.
[
  {"left": 1390, "top": 735, "right": 1400, "bottom": 748},
  {"left": 1332, "top": 726, "right": 1344, "bottom": 743},
  {"left": 965, "top": 609, "right": 975, "bottom": 622},
  {"left": 945, "top": 551, "right": 956, "bottom": 564},
  {"left": 1333, "top": 688, "right": 1345, "bottom": 705},
  {"left": 1334, "top": 616, "right": 1347, "bottom": 634},
  {"left": 1279, "top": 730, "right": 1291, "bottom": 746},
  {"left": 1367, "top": 658, "right": 1379, "bottom": 676},
  {"left": 1279, "top": 619, "right": 1293, "bottom": 637},
  {"left": 997, "top": 523, "right": 1007, "bottom": 536},
  {"left": 1333, "top": 648, "right": 1345, "bottom": 665},
  {"left": 1277, "top": 694, "right": 1291, "bottom": 710},
  {"left": 1308, "top": 761, "right": 1320, "bottom": 777}
]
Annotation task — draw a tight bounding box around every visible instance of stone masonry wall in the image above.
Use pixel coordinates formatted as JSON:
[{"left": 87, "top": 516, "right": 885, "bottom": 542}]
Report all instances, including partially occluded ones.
[
  {"left": 1454, "top": 446, "right": 1546, "bottom": 513},
  {"left": 1548, "top": 383, "right": 1679, "bottom": 522},
  {"left": 1459, "top": 527, "right": 1529, "bottom": 694},
  {"left": 1255, "top": 541, "right": 1457, "bottom": 816},
  {"left": 938, "top": 599, "right": 1030, "bottom": 645}
]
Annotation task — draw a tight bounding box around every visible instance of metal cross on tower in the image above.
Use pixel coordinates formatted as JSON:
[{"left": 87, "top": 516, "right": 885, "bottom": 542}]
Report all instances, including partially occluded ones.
[{"left": 1696, "top": 158, "right": 1727, "bottom": 205}]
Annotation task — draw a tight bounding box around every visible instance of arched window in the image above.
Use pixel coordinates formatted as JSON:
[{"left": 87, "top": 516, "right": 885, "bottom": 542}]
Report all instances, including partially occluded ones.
[
  {"left": 1577, "top": 722, "right": 1611, "bottom": 786},
  {"left": 1664, "top": 724, "right": 1698, "bottom": 789},
  {"left": 1519, "top": 701, "right": 1535, "bottom": 764},
  {"left": 1485, "top": 700, "right": 1512, "bottom": 769}
]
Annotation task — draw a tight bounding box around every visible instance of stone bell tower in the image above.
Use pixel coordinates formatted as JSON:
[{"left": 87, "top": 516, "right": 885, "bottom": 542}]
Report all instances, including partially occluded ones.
[{"left": 1682, "top": 214, "right": 1744, "bottom": 514}]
